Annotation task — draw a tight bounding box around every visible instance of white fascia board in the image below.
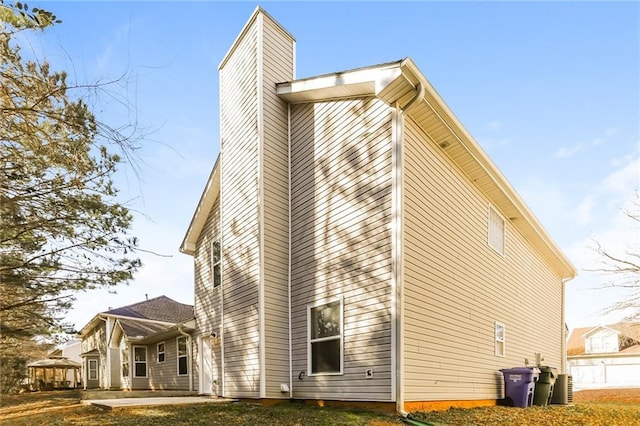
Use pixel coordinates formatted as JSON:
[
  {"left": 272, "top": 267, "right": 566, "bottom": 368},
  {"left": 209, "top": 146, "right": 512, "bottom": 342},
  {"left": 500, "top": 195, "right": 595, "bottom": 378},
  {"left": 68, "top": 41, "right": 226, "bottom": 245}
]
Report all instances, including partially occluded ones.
[
  {"left": 276, "top": 63, "right": 402, "bottom": 103},
  {"left": 180, "top": 155, "right": 220, "bottom": 255}
]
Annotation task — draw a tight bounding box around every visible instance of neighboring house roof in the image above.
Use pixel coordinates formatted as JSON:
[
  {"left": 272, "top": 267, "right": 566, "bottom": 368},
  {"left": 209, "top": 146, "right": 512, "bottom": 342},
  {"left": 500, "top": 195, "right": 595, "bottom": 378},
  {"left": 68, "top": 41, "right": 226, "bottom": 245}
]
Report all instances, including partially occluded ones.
[
  {"left": 180, "top": 56, "right": 576, "bottom": 281},
  {"left": 567, "top": 323, "right": 640, "bottom": 356},
  {"left": 79, "top": 295, "right": 194, "bottom": 338},
  {"left": 103, "top": 295, "right": 194, "bottom": 324},
  {"left": 116, "top": 318, "right": 173, "bottom": 339}
]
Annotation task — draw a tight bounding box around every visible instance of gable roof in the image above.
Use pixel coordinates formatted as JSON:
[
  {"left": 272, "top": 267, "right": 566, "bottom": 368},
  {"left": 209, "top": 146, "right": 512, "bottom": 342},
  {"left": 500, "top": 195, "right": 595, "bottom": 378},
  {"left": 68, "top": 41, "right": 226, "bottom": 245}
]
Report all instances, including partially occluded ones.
[
  {"left": 180, "top": 155, "right": 219, "bottom": 255},
  {"left": 277, "top": 57, "right": 576, "bottom": 280},
  {"left": 567, "top": 323, "right": 640, "bottom": 355},
  {"left": 103, "top": 295, "right": 194, "bottom": 324}
]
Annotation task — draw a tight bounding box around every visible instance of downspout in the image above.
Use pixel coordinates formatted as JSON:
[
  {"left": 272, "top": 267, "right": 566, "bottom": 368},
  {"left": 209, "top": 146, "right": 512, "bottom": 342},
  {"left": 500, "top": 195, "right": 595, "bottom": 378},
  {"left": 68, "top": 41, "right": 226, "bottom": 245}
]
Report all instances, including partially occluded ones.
[
  {"left": 287, "top": 102, "right": 293, "bottom": 399},
  {"left": 178, "top": 326, "right": 194, "bottom": 392},
  {"left": 560, "top": 276, "right": 574, "bottom": 374},
  {"left": 394, "top": 82, "right": 424, "bottom": 417}
]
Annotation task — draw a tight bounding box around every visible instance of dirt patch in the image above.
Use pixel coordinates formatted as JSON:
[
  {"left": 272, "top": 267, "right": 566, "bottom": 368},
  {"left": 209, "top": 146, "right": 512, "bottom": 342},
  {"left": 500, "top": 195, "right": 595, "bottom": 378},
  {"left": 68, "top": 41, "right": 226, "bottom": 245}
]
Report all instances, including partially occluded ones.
[{"left": 573, "top": 388, "right": 640, "bottom": 403}]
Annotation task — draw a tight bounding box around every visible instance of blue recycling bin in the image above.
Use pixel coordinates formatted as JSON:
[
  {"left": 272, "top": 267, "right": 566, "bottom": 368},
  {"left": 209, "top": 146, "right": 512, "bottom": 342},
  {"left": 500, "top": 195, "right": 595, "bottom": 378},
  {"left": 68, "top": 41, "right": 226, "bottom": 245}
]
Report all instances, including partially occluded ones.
[{"left": 500, "top": 367, "right": 540, "bottom": 408}]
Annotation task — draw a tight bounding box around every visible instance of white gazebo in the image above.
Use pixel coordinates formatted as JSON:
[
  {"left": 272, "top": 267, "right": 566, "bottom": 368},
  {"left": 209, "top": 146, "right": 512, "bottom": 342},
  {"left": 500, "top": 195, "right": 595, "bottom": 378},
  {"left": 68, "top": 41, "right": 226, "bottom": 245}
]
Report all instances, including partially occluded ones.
[{"left": 28, "top": 358, "right": 81, "bottom": 390}]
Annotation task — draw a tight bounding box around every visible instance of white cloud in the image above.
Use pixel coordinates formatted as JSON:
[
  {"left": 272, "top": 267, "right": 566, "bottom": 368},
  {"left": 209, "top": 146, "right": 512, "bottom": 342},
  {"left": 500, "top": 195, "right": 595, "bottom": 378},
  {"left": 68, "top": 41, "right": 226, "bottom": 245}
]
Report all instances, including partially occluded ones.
[
  {"left": 555, "top": 128, "right": 625, "bottom": 158},
  {"left": 576, "top": 196, "right": 595, "bottom": 225},
  {"left": 555, "top": 143, "right": 584, "bottom": 158},
  {"left": 485, "top": 120, "right": 503, "bottom": 131}
]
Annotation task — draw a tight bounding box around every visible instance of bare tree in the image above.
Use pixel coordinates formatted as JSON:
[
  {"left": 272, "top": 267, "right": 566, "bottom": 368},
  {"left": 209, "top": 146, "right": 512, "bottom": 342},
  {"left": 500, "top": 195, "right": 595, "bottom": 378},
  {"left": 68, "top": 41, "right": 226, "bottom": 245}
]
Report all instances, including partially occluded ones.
[{"left": 588, "top": 192, "right": 640, "bottom": 321}]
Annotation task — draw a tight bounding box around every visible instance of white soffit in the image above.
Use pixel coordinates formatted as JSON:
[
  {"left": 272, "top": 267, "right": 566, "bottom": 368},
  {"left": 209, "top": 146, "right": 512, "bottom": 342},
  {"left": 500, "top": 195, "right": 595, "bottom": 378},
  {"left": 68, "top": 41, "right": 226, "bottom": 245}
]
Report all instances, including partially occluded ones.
[{"left": 276, "top": 61, "right": 403, "bottom": 103}]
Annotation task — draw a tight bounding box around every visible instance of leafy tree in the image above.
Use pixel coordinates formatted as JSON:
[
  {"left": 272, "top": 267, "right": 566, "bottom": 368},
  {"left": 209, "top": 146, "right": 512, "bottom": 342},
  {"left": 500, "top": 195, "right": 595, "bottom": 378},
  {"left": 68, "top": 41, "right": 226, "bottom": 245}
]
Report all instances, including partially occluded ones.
[
  {"left": 590, "top": 192, "right": 640, "bottom": 321},
  {"left": 0, "top": 1, "right": 141, "bottom": 340}
]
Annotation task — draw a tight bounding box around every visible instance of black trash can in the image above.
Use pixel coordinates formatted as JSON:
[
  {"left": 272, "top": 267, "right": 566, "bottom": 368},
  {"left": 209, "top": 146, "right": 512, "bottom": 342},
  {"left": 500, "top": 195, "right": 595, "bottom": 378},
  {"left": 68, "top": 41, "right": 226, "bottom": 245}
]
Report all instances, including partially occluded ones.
[
  {"left": 533, "top": 366, "right": 558, "bottom": 406},
  {"left": 500, "top": 367, "right": 540, "bottom": 408}
]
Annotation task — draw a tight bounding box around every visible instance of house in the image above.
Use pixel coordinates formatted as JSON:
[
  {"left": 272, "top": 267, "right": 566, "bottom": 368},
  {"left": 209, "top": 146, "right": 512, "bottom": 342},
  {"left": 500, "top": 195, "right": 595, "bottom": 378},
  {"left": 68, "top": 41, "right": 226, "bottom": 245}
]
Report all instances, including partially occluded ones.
[
  {"left": 49, "top": 339, "right": 82, "bottom": 363},
  {"left": 567, "top": 323, "right": 640, "bottom": 389},
  {"left": 78, "top": 295, "right": 195, "bottom": 390},
  {"left": 179, "top": 7, "right": 576, "bottom": 413},
  {"left": 28, "top": 340, "right": 82, "bottom": 390}
]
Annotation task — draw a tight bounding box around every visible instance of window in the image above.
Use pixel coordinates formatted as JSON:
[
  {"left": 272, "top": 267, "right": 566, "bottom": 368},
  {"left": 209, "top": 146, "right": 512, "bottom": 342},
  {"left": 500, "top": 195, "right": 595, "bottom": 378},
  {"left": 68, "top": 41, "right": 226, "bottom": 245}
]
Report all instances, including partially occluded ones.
[
  {"left": 178, "top": 336, "right": 188, "bottom": 375},
  {"left": 157, "top": 342, "right": 165, "bottom": 363},
  {"left": 308, "top": 298, "right": 343, "bottom": 375},
  {"left": 586, "top": 330, "right": 618, "bottom": 353},
  {"left": 133, "top": 346, "right": 147, "bottom": 378},
  {"left": 121, "top": 345, "right": 129, "bottom": 377},
  {"left": 88, "top": 359, "right": 98, "bottom": 380},
  {"left": 211, "top": 240, "right": 221, "bottom": 287},
  {"left": 488, "top": 206, "right": 505, "bottom": 255},
  {"left": 495, "top": 322, "right": 506, "bottom": 357}
]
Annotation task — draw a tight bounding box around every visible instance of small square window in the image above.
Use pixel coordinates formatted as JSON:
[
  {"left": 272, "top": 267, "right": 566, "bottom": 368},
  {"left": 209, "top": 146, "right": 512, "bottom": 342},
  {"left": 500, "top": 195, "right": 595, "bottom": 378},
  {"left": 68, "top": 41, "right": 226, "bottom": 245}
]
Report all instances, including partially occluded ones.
[{"left": 488, "top": 206, "right": 505, "bottom": 255}]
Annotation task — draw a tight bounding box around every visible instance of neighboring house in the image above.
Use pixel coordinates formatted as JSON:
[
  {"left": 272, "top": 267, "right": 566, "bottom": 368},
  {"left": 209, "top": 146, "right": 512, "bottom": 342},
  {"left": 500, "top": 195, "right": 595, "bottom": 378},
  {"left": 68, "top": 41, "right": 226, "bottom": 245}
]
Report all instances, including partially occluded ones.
[
  {"left": 567, "top": 323, "right": 640, "bottom": 389},
  {"left": 79, "top": 296, "right": 195, "bottom": 391},
  {"left": 179, "top": 7, "right": 576, "bottom": 413},
  {"left": 49, "top": 339, "right": 82, "bottom": 363}
]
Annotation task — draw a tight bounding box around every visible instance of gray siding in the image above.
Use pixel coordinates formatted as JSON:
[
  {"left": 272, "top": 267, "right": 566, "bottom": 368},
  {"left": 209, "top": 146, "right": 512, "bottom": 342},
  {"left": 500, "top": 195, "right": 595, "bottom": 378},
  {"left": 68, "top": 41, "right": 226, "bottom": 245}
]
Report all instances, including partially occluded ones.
[
  {"left": 290, "top": 98, "right": 394, "bottom": 401},
  {"left": 219, "top": 20, "right": 261, "bottom": 398},
  {"left": 402, "top": 117, "right": 563, "bottom": 402},
  {"left": 147, "top": 339, "right": 191, "bottom": 390},
  {"left": 261, "top": 15, "right": 294, "bottom": 399}
]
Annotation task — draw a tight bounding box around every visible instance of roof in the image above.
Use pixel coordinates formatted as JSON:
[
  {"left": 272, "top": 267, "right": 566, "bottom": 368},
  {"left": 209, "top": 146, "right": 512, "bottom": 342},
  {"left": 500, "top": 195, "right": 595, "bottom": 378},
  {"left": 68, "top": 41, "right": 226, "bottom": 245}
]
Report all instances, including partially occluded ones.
[
  {"left": 277, "top": 58, "right": 577, "bottom": 280},
  {"left": 103, "top": 295, "right": 194, "bottom": 324},
  {"left": 28, "top": 358, "right": 81, "bottom": 368},
  {"left": 116, "top": 318, "right": 171, "bottom": 339},
  {"left": 567, "top": 323, "right": 640, "bottom": 356},
  {"left": 113, "top": 318, "right": 196, "bottom": 344},
  {"left": 180, "top": 155, "right": 219, "bottom": 255}
]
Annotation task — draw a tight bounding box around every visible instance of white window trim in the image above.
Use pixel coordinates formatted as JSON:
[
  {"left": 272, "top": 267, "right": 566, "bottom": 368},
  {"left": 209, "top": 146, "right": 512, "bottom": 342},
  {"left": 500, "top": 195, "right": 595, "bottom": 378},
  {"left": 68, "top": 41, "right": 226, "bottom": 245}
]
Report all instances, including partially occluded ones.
[
  {"left": 495, "top": 321, "right": 506, "bottom": 357},
  {"left": 488, "top": 205, "right": 505, "bottom": 256},
  {"left": 157, "top": 341, "right": 165, "bottom": 363},
  {"left": 307, "top": 296, "right": 344, "bottom": 376},
  {"left": 211, "top": 239, "right": 221, "bottom": 288},
  {"left": 88, "top": 359, "right": 98, "bottom": 380},
  {"left": 133, "top": 346, "right": 148, "bottom": 378},
  {"left": 177, "top": 336, "right": 189, "bottom": 376}
]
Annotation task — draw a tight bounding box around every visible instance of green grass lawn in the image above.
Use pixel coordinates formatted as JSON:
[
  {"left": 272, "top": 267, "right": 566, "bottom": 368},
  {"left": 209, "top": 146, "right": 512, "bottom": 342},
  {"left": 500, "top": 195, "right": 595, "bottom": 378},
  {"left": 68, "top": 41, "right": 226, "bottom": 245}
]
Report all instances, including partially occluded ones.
[{"left": 2, "top": 389, "right": 639, "bottom": 426}]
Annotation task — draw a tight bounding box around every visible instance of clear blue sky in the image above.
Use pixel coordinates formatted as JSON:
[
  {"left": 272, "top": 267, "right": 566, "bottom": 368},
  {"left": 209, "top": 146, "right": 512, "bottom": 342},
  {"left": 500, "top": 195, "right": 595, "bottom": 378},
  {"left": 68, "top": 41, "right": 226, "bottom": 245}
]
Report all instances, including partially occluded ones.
[{"left": 32, "top": 1, "right": 639, "bottom": 332}]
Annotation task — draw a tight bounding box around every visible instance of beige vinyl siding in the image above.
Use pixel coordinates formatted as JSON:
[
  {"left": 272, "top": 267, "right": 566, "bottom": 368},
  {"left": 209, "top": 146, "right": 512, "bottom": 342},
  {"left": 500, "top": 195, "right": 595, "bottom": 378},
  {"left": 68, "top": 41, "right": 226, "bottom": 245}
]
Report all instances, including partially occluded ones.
[
  {"left": 81, "top": 324, "right": 108, "bottom": 388},
  {"left": 194, "top": 199, "right": 221, "bottom": 333},
  {"left": 145, "top": 339, "right": 191, "bottom": 390},
  {"left": 261, "top": 15, "right": 294, "bottom": 399},
  {"left": 290, "top": 98, "right": 393, "bottom": 401},
  {"left": 193, "top": 198, "right": 221, "bottom": 393},
  {"left": 402, "top": 117, "right": 563, "bottom": 402},
  {"left": 219, "top": 20, "right": 260, "bottom": 398}
]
